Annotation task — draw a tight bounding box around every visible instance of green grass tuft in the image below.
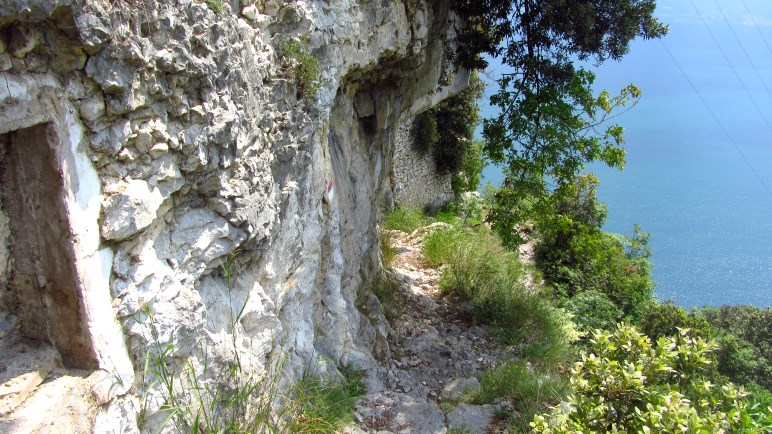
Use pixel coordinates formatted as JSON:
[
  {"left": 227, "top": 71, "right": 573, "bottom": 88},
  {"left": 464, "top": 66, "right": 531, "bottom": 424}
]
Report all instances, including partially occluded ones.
[
  {"left": 279, "top": 36, "right": 322, "bottom": 102},
  {"left": 204, "top": 0, "right": 224, "bottom": 13},
  {"left": 384, "top": 205, "right": 431, "bottom": 233},
  {"left": 471, "top": 362, "right": 569, "bottom": 433},
  {"left": 289, "top": 369, "right": 366, "bottom": 432},
  {"left": 422, "top": 224, "right": 578, "bottom": 362},
  {"left": 379, "top": 229, "right": 396, "bottom": 268}
]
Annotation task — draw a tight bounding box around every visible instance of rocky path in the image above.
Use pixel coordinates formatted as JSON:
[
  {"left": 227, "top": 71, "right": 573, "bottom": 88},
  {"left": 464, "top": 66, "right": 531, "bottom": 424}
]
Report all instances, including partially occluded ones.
[{"left": 350, "top": 226, "right": 507, "bottom": 434}]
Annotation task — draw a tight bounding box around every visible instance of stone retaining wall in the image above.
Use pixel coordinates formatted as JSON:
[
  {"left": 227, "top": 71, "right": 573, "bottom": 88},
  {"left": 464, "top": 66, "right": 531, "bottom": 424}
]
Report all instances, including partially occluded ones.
[{"left": 392, "top": 117, "right": 454, "bottom": 209}]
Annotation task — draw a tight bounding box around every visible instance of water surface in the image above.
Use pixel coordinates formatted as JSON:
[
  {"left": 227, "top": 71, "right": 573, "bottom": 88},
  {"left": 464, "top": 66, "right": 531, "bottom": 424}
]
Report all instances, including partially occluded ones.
[{"left": 480, "top": 0, "right": 772, "bottom": 308}]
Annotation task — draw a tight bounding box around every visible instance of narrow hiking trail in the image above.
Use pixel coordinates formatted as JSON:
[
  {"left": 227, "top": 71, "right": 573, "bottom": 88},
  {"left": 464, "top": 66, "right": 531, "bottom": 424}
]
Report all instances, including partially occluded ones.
[{"left": 349, "top": 225, "right": 509, "bottom": 434}]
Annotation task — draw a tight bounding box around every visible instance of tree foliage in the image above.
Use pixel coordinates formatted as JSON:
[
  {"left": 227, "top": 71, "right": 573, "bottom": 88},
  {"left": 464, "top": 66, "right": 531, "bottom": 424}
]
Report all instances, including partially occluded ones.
[
  {"left": 701, "top": 306, "right": 772, "bottom": 367},
  {"left": 431, "top": 73, "right": 485, "bottom": 173},
  {"left": 702, "top": 305, "right": 772, "bottom": 391},
  {"left": 451, "top": 0, "right": 668, "bottom": 244},
  {"left": 411, "top": 72, "right": 487, "bottom": 195},
  {"left": 532, "top": 324, "right": 772, "bottom": 433},
  {"left": 641, "top": 301, "right": 711, "bottom": 342},
  {"left": 411, "top": 111, "right": 438, "bottom": 155},
  {"left": 534, "top": 175, "right": 654, "bottom": 324},
  {"left": 642, "top": 302, "right": 772, "bottom": 395}
]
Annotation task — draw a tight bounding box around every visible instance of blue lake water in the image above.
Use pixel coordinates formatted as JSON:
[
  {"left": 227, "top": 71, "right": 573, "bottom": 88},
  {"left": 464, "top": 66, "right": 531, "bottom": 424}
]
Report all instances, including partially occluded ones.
[{"left": 480, "top": 0, "right": 772, "bottom": 308}]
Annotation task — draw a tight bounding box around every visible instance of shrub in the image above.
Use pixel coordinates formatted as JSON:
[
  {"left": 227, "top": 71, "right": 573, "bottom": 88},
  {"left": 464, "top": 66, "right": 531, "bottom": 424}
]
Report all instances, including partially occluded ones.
[
  {"left": 450, "top": 140, "right": 486, "bottom": 196},
  {"left": 430, "top": 73, "right": 485, "bottom": 174},
  {"left": 702, "top": 305, "right": 772, "bottom": 390},
  {"left": 411, "top": 111, "right": 438, "bottom": 155},
  {"left": 702, "top": 305, "right": 772, "bottom": 364},
  {"left": 561, "top": 290, "right": 622, "bottom": 335},
  {"left": 532, "top": 324, "right": 772, "bottom": 433},
  {"left": 279, "top": 36, "right": 321, "bottom": 102},
  {"left": 641, "top": 301, "right": 711, "bottom": 341},
  {"left": 713, "top": 333, "right": 767, "bottom": 388},
  {"left": 411, "top": 72, "right": 486, "bottom": 195},
  {"left": 535, "top": 176, "right": 654, "bottom": 323}
]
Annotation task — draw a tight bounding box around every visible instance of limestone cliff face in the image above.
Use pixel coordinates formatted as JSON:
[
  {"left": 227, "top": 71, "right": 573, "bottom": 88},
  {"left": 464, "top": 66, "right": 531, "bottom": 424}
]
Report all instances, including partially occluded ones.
[{"left": 0, "top": 0, "right": 466, "bottom": 430}]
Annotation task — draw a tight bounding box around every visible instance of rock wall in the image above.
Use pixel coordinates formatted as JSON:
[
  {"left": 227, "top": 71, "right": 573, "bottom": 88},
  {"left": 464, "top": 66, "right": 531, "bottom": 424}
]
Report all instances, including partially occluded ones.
[
  {"left": 392, "top": 117, "right": 454, "bottom": 208},
  {"left": 0, "top": 0, "right": 467, "bottom": 430}
]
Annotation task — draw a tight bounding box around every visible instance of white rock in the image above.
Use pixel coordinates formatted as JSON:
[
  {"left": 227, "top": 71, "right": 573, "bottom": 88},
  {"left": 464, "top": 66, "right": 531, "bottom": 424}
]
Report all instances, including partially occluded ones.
[
  {"left": 133, "top": 129, "right": 153, "bottom": 153},
  {"left": 242, "top": 5, "right": 258, "bottom": 20},
  {"left": 0, "top": 0, "right": 470, "bottom": 430},
  {"left": 79, "top": 96, "right": 105, "bottom": 122},
  {"left": 392, "top": 394, "right": 446, "bottom": 433},
  {"left": 100, "top": 180, "right": 165, "bottom": 240},
  {"left": 441, "top": 377, "right": 481, "bottom": 401},
  {"left": 93, "top": 396, "right": 140, "bottom": 434},
  {"left": 148, "top": 142, "right": 169, "bottom": 158}
]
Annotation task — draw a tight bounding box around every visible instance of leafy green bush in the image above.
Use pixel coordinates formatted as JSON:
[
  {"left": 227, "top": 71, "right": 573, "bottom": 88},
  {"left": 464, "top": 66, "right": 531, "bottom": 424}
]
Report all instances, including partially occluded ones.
[
  {"left": 702, "top": 305, "right": 772, "bottom": 363},
  {"left": 641, "top": 302, "right": 772, "bottom": 393},
  {"left": 279, "top": 36, "right": 321, "bottom": 102},
  {"left": 383, "top": 205, "right": 430, "bottom": 233},
  {"left": 702, "top": 305, "right": 772, "bottom": 390},
  {"left": 747, "top": 382, "right": 772, "bottom": 417},
  {"left": 435, "top": 193, "right": 486, "bottom": 226},
  {"left": 450, "top": 140, "right": 486, "bottom": 196},
  {"left": 713, "top": 332, "right": 768, "bottom": 388},
  {"left": 431, "top": 73, "right": 485, "bottom": 174},
  {"left": 561, "top": 290, "right": 622, "bottom": 335},
  {"left": 532, "top": 324, "right": 772, "bottom": 433},
  {"left": 641, "top": 301, "right": 711, "bottom": 341}
]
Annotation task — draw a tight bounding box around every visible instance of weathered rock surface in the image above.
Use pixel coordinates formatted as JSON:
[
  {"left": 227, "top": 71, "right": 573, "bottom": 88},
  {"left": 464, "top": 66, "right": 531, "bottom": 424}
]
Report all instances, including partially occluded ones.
[
  {"left": 0, "top": 369, "right": 102, "bottom": 434},
  {"left": 0, "top": 0, "right": 470, "bottom": 430},
  {"left": 447, "top": 403, "right": 497, "bottom": 434},
  {"left": 0, "top": 339, "right": 59, "bottom": 416},
  {"left": 100, "top": 179, "right": 165, "bottom": 241}
]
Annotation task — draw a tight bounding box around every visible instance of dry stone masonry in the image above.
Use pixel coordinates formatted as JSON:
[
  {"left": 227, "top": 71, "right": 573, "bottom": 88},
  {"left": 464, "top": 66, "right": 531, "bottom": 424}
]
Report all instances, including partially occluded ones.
[
  {"left": 0, "top": 0, "right": 469, "bottom": 431},
  {"left": 392, "top": 117, "right": 454, "bottom": 208}
]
